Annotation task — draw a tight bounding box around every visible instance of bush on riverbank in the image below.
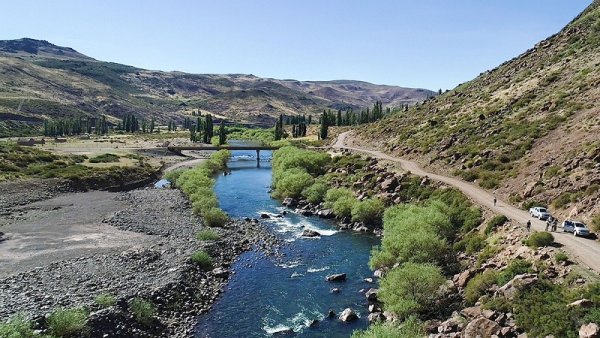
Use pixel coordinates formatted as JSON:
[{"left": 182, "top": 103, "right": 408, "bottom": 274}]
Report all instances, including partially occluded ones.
[
  {"left": 271, "top": 146, "right": 330, "bottom": 199},
  {"left": 174, "top": 150, "right": 230, "bottom": 225},
  {"left": 379, "top": 263, "right": 446, "bottom": 318},
  {"left": 197, "top": 229, "right": 220, "bottom": 241},
  {"left": 351, "top": 198, "right": 384, "bottom": 225},
  {"left": 324, "top": 188, "right": 355, "bottom": 209},
  {"left": 0, "top": 315, "right": 37, "bottom": 338},
  {"left": 95, "top": 293, "right": 117, "bottom": 308},
  {"left": 302, "top": 180, "right": 328, "bottom": 204},
  {"left": 48, "top": 307, "right": 89, "bottom": 337},
  {"left": 352, "top": 316, "right": 425, "bottom": 338},
  {"left": 191, "top": 251, "right": 213, "bottom": 269},
  {"left": 129, "top": 298, "right": 156, "bottom": 326}
]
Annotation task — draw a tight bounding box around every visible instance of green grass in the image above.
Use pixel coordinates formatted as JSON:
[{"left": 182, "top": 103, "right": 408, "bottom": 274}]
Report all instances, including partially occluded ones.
[
  {"left": 524, "top": 232, "right": 554, "bottom": 248},
  {"left": 95, "top": 293, "right": 116, "bottom": 308},
  {"left": 129, "top": 298, "right": 156, "bottom": 326},
  {"left": 191, "top": 251, "right": 213, "bottom": 269},
  {"left": 0, "top": 314, "right": 37, "bottom": 338},
  {"left": 196, "top": 229, "right": 220, "bottom": 241},
  {"left": 47, "top": 307, "right": 89, "bottom": 337}
]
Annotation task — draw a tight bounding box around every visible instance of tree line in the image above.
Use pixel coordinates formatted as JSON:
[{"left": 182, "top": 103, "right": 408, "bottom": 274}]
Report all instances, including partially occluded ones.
[{"left": 43, "top": 115, "right": 108, "bottom": 136}]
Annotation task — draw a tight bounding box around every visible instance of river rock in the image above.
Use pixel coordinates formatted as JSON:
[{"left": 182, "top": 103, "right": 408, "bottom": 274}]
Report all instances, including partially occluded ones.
[
  {"left": 327, "top": 310, "right": 336, "bottom": 318},
  {"left": 260, "top": 213, "right": 270, "bottom": 219},
  {"left": 579, "top": 323, "right": 600, "bottom": 338},
  {"left": 211, "top": 267, "right": 229, "bottom": 278},
  {"left": 368, "top": 312, "right": 385, "bottom": 323},
  {"left": 365, "top": 288, "right": 379, "bottom": 302},
  {"left": 282, "top": 198, "right": 298, "bottom": 207},
  {"left": 272, "top": 328, "right": 295, "bottom": 336},
  {"left": 364, "top": 277, "right": 374, "bottom": 283},
  {"left": 326, "top": 273, "right": 347, "bottom": 282},
  {"left": 330, "top": 288, "right": 340, "bottom": 293},
  {"left": 308, "top": 319, "right": 319, "bottom": 327},
  {"left": 296, "top": 209, "right": 313, "bottom": 216},
  {"left": 302, "top": 229, "right": 321, "bottom": 237},
  {"left": 339, "top": 308, "right": 358, "bottom": 322},
  {"left": 318, "top": 209, "right": 335, "bottom": 219},
  {"left": 373, "top": 269, "right": 385, "bottom": 278}
]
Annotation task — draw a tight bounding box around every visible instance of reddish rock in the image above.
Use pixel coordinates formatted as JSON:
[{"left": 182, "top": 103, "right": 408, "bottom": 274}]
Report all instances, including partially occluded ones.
[{"left": 463, "top": 317, "right": 501, "bottom": 337}]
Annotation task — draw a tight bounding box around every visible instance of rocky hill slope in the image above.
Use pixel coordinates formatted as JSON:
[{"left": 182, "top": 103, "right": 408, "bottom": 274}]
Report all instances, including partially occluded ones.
[
  {"left": 356, "top": 1, "right": 600, "bottom": 222},
  {"left": 0, "top": 38, "right": 434, "bottom": 136}
]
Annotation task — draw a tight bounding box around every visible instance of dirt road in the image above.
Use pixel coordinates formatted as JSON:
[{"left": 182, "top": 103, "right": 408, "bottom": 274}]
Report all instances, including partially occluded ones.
[{"left": 334, "top": 131, "right": 600, "bottom": 273}]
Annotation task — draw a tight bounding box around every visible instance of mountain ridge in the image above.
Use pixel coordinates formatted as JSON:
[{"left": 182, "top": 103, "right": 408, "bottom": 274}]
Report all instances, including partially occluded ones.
[
  {"left": 0, "top": 38, "right": 435, "bottom": 136},
  {"left": 356, "top": 0, "right": 600, "bottom": 221}
]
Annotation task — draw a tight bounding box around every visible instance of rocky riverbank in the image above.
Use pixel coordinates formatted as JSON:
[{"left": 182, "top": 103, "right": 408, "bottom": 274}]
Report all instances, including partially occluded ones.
[{"left": 0, "top": 187, "right": 280, "bottom": 337}]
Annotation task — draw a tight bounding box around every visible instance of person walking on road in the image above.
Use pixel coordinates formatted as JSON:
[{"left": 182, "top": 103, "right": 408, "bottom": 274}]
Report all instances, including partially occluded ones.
[
  {"left": 493, "top": 196, "right": 497, "bottom": 206},
  {"left": 526, "top": 220, "right": 532, "bottom": 232}
]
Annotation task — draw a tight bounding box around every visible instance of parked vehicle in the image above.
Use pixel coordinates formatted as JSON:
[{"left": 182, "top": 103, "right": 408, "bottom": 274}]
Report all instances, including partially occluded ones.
[
  {"left": 529, "top": 206, "right": 551, "bottom": 220},
  {"left": 562, "top": 219, "right": 591, "bottom": 237}
]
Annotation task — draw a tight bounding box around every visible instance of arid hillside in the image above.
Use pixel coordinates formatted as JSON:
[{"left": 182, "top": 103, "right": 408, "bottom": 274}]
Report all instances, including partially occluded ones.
[
  {"left": 0, "top": 38, "right": 434, "bottom": 137},
  {"left": 356, "top": 1, "right": 600, "bottom": 222}
]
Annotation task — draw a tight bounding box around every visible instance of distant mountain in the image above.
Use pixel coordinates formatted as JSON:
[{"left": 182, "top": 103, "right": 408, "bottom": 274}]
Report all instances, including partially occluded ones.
[
  {"left": 0, "top": 38, "right": 435, "bottom": 136},
  {"left": 356, "top": 1, "right": 600, "bottom": 219}
]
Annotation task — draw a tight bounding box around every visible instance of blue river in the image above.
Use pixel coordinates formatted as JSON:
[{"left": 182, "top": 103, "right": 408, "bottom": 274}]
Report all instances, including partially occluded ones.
[{"left": 194, "top": 147, "right": 378, "bottom": 338}]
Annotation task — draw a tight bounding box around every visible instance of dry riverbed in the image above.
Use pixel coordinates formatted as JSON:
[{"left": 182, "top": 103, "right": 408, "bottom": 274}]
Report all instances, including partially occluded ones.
[{"left": 0, "top": 178, "right": 280, "bottom": 337}]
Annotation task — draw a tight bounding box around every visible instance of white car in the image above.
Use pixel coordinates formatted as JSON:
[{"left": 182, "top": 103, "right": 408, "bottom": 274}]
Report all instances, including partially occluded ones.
[
  {"left": 529, "top": 207, "right": 551, "bottom": 220},
  {"left": 562, "top": 219, "right": 591, "bottom": 237}
]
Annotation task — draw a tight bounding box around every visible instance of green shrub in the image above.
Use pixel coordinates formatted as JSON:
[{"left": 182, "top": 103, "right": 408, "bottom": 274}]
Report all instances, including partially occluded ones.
[
  {"left": 554, "top": 251, "right": 569, "bottom": 263},
  {"left": 203, "top": 207, "right": 228, "bottom": 227},
  {"left": 524, "top": 232, "right": 554, "bottom": 248},
  {"left": 512, "top": 280, "right": 579, "bottom": 338},
  {"left": 453, "top": 233, "right": 487, "bottom": 255},
  {"left": 465, "top": 271, "right": 499, "bottom": 304},
  {"left": 196, "top": 229, "right": 220, "bottom": 241},
  {"left": 191, "top": 251, "right": 213, "bottom": 269},
  {"left": 370, "top": 204, "right": 450, "bottom": 269},
  {"left": 333, "top": 196, "right": 357, "bottom": 218},
  {"left": 273, "top": 168, "right": 314, "bottom": 199},
  {"left": 89, "top": 153, "right": 119, "bottom": 163},
  {"left": 351, "top": 316, "right": 424, "bottom": 338},
  {"left": 323, "top": 188, "right": 354, "bottom": 209},
  {"left": 95, "top": 293, "right": 116, "bottom": 308},
  {"left": 129, "top": 298, "right": 156, "bottom": 326},
  {"left": 553, "top": 192, "right": 573, "bottom": 209},
  {"left": 192, "top": 195, "right": 219, "bottom": 216},
  {"left": 164, "top": 169, "right": 186, "bottom": 186},
  {"left": 301, "top": 181, "right": 328, "bottom": 204},
  {"left": 0, "top": 314, "right": 36, "bottom": 338},
  {"left": 272, "top": 146, "right": 330, "bottom": 180},
  {"left": 48, "top": 307, "right": 89, "bottom": 337},
  {"left": 379, "top": 263, "right": 446, "bottom": 318},
  {"left": 351, "top": 198, "right": 385, "bottom": 225},
  {"left": 485, "top": 215, "right": 508, "bottom": 234},
  {"left": 458, "top": 169, "right": 479, "bottom": 182},
  {"left": 496, "top": 259, "right": 533, "bottom": 286}
]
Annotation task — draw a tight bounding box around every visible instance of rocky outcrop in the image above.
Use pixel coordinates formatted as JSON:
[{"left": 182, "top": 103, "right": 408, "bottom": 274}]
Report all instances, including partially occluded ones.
[
  {"left": 496, "top": 273, "right": 538, "bottom": 299},
  {"left": 462, "top": 317, "right": 501, "bottom": 337},
  {"left": 301, "top": 229, "right": 321, "bottom": 237}
]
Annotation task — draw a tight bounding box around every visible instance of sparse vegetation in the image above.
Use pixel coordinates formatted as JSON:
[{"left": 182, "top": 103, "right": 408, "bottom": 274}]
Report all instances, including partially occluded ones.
[
  {"left": 190, "top": 251, "right": 213, "bottom": 269},
  {"left": 95, "top": 293, "right": 117, "bottom": 308},
  {"left": 485, "top": 215, "right": 509, "bottom": 234},
  {"left": 0, "top": 314, "right": 37, "bottom": 338},
  {"left": 554, "top": 251, "right": 569, "bottom": 264},
  {"left": 47, "top": 307, "right": 89, "bottom": 337},
  {"left": 129, "top": 298, "right": 156, "bottom": 326},
  {"left": 352, "top": 316, "right": 425, "bottom": 338},
  {"left": 196, "top": 229, "right": 220, "bottom": 241}
]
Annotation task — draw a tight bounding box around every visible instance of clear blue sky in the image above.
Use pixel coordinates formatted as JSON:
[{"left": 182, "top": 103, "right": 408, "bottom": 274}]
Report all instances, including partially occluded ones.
[{"left": 0, "top": 0, "right": 592, "bottom": 90}]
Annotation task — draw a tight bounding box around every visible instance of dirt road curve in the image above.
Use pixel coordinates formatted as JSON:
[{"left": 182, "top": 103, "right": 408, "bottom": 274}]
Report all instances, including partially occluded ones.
[{"left": 334, "top": 131, "right": 600, "bottom": 273}]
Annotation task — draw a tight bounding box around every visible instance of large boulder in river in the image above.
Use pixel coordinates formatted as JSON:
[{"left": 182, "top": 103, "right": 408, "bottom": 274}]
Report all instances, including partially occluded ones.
[
  {"left": 318, "top": 209, "right": 335, "bottom": 219},
  {"left": 302, "top": 229, "right": 321, "bottom": 238},
  {"left": 260, "top": 213, "right": 271, "bottom": 219},
  {"left": 365, "top": 288, "right": 379, "bottom": 302},
  {"left": 282, "top": 198, "right": 298, "bottom": 207},
  {"left": 339, "top": 308, "right": 358, "bottom": 322},
  {"left": 326, "top": 273, "right": 347, "bottom": 282}
]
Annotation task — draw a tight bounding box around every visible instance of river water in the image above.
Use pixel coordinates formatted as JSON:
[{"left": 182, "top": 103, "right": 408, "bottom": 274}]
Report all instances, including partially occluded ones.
[{"left": 194, "top": 147, "right": 378, "bottom": 338}]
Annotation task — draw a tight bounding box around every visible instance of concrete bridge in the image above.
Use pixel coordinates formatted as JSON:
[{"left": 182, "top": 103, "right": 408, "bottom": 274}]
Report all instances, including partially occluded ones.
[{"left": 167, "top": 145, "right": 280, "bottom": 163}]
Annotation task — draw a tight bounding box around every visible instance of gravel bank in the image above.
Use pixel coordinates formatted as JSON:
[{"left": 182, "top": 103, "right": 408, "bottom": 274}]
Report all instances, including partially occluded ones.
[{"left": 0, "top": 187, "right": 280, "bottom": 337}]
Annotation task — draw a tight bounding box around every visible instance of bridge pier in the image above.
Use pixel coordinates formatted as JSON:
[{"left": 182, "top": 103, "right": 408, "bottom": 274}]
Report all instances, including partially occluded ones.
[{"left": 256, "top": 149, "right": 260, "bottom": 166}]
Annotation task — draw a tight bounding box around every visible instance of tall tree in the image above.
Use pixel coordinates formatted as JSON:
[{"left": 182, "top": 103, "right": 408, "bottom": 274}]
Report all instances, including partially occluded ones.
[{"left": 218, "top": 120, "right": 226, "bottom": 145}]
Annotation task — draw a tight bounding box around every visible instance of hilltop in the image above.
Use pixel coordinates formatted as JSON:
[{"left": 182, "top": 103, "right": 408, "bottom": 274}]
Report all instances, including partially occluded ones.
[
  {"left": 0, "top": 38, "right": 434, "bottom": 137},
  {"left": 356, "top": 1, "right": 600, "bottom": 221}
]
